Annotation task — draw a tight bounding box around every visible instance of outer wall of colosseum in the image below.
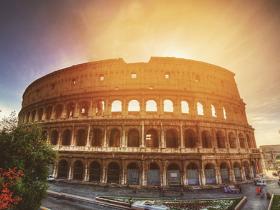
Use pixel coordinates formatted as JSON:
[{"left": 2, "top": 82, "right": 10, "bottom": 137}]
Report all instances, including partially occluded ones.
[{"left": 19, "top": 57, "right": 262, "bottom": 187}]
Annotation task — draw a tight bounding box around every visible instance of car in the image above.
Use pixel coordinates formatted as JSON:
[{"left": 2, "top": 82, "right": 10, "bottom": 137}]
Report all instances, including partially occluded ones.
[
  {"left": 131, "top": 200, "right": 170, "bottom": 210},
  {"left": 255, "top": 179, "right": 266, "bottom": 186},
  {"left": 47, "top": 175, "right": 55, "bottom": 182}
]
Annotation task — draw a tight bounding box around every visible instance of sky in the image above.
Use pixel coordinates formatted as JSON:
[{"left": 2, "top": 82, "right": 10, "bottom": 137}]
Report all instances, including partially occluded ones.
[{"left": 0, "top": 0, "right": 279, "bottom": 146}]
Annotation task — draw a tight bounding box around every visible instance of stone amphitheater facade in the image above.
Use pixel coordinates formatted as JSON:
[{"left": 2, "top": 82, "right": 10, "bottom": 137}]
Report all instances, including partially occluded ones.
[{"left": 19, "top": 57, "right": 262, "bottom": 187}]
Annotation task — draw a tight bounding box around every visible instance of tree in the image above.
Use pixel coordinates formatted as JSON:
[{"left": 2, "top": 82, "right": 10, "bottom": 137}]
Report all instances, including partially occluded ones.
[{"left": 0, "top": 112, "right": 56, "bottom": 210}]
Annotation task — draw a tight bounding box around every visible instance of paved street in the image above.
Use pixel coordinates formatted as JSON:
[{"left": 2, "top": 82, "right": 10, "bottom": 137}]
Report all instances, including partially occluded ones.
[{"left": 42, "top": 178, "right": 280, "bottom": 210}]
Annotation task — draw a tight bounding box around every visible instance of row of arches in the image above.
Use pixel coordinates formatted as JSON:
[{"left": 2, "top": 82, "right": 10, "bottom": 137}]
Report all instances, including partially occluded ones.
[
  {"left": 49, "top": 127, "right": 255, "bottom": 149},
  {"left": 55, "top": 159, "right": 257, "bottom": 186},
  {"left": 22, "top": 99, "right": 230, "bottom": 123}
]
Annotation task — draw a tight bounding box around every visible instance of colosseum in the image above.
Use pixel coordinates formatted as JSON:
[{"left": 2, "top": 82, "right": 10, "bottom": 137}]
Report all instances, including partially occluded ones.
[{"left": 19, "top": 57, "right": 262, "bottom": 187}]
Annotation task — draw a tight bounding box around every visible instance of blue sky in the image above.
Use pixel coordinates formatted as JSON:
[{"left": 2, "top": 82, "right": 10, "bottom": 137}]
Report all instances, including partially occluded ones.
[{"left": 0, "top": 0, "right": 279, "bottom": 145}]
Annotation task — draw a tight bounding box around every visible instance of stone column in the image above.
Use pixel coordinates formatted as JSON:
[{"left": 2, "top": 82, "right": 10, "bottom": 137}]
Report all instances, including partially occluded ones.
[
  {"left": 88, "top": 100, "right": 93, "bottom": 117},
  {"left": 229, "top": 162, "right": 235, "bottom": 183},
  {"left": 215, "top": 166, "right": 222, "bottom": 184},
  {"left": 200, "top": 168, "right": 206, "bottom": 185},
  {"left": 34, "top": 109, "right": 39, "bottom": 122},
  {"left": 58, "top": 129, "right": 62, "bottom": 146},
  {"left": 52, "top": 162, "right": 58, "bottom": 178},
  {"left": 103, "top": 126, "right": 107, "bottom": 147},
  {"left": 141, "top": 121, "right": 145, "bottom": 147},
  {"left": 84, "top": 161, "right": 89, "bottom": 182},
  {"left": 71, "top": 126, "right": 75, "bottom": 146},
  {"left": 50, "top": 106, "right": 56, "bottom": 120},
  {"left": 61, "top": 104, "right": 67, "bottom": 119},
  {"left": 121, "top": 160, "right": 126, "bottom": 185},
  {"left": 162, "top": 161, "right": 167, "bottom": 186},
  {"left": 68, "top": 160, "right": 73, "bottom": 180},
  {"left": 121, "top": 125, "right": 126, "bottom": 147},
  {"left": 196, "top": 125, "right": 202, "bottom": 150},
  {"left": 241, "top": 166, "right": 246, "bottom": 181},
  {"left": 86, "top": 124, "right": 91, "bottom": 147},
  {"left": 42, "top": 107, "right": 46, "bottom": 121},
  {"left": 101, "top": 160, "right": 107, "bottom": 184},
  {"left": 180, "top": 122, "right": 184, "bottom": 149},
  {"left": 141, "top": 161, "right": 147, "bottom": 186},
  {"left": 160, "top": 124, "right": 165, "bottom": 148},
  {"left": 74, "top": 102, "right": 79, "bottom": 118}
]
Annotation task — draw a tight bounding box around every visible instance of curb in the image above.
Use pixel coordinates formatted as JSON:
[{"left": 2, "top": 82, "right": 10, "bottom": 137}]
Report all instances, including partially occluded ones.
[{"left": 234, "top": 196, "right": 247, "bottom": 210}]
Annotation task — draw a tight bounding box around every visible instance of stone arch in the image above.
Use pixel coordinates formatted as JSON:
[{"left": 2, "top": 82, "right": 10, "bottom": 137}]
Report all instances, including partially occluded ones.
[
  {"left": 73, "top": 160, "right": 84, "bottom": 180},
  {"left": 57, "top": 159, "right": 69, "bottom": 179},
  {"left": 184, "top": 129, "right": 196, "bottom": 148},
  {"left": 54, "top": 104, "right": 63, "bottom": 119},
  {"left": 205, "top": 163, "right": 216, "bottom": 184},
  {"left": 128, "top": 100, "right": 140, "bottom": 112},
  {"left": 165, "top": 129, "right": 179, "bottom": 148},
  {"left": 238, "top": 133, "right": 246, "bottom": 148},
  {"left": 147, "top": 162, "right": 160, "bottom": 186},
  {"left": 167, "top": 163, "right": 181, "bottom": 186},
  {"left": 127, "top": 162, "right": 140, "bottom": 185},
  {"left": 186, "top": 162, "right": 199, "bottom": 185},
  {"left": 211, "top": 104, "right": 217, "bottom": 117},
  {"left": 62, "top": 129, "right": 71, "bottom": 146},
  {"left": 76, "top": 129, "right": 86, "bottom": 146},
  {"left": 50, "top": 130, "right": 59, "bottom": 145},
  {"left": 216, "top": 130, "right": 226, "bottom": 148},
  {"left": 146, "top": 100, "right": 157, "bottom": 112},
  {"left": 220, "top": 162, "right": 229, "bottom": 183},
  {"left": 109, "top": 128, "right": 121, "bottom": 147},
  {"left": 163, "top": 99, "right": 173, "bottom": 112},
  {"left": 111, "top": 100, "right": 122, "bottom": 112},
  {"left": 228, "top": 132, "right": 237, "bottom": 148},
  {"left": 145, "top": 129, "right": 159, "bottom": 148},
  {"left": 66, "top": 102, "right": 75, "bottom": 118},
  {"left": 202, "top": 130, "right": 212, "bottom": 148},
  {"left": 233, "top": 162, "right": 242, "bottom": 181},
  {"left": 107, "top": 162, "right": 120, "bottom": 184},
  {"left": 127, "top": 129, "right": 140, "bottom": 147},
  {"left": 89, "top": 161, "right": 101, "bottom": 182},
  {"left": 91, "top": 128, "right": 103, "bottom": 147},
  {"left": 80, "top": 101, "right": 90, "bottom": 116}
]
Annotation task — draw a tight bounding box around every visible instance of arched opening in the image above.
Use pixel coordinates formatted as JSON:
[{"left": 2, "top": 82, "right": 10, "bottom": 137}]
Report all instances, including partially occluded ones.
[
  {"left": 128, "top": 100, "right": 140, "bottom": 112},
  {"left": 181, "top": 101, "right": 189, "bottom": 113},
  {"left": 202, "top": 130, "right": 212, "bottom": 148},
  {"left": 76, "top": 129, "right": 86, "bottom": 146},
  {"left": 127, "top": 129, "right": 140, "bottom": 147},
  {"left": 246, "top": 134, "right": 253, "bottom": 148},
  {"left": 163, "top": 99, "right": 173, "bottom": 112},
  {"left": 167, "top": 163, "right": 181, "bottom": 186},
  {"left": 46, "top": 106, "right": 52, "bottom": 120},
  {"left": 205, "top": 163, "right": 216, "bottom": 184},
  {"left": 147, "top": 163, "right": 160, "bottom": 186},
  {"left": 220, "top": 163, "right": 229, "bottom": 183},
  {"left": 80, "top": 101, "right": 89, "bottom": 116},
  {"left": 42, "top": 130, "right": 48, "bottom": 140},
  {"left": 89, "top": 161, "right": 101, "bottom": 182},
  {"left": 73, "top": 160, "right": 84, "bottom": 180},
  {"left": 228, "top": 132, "right": 237, "bottom": 148},
  {"left": 127, "top": 162, "right": 140, "bottom": 185},
  {"left": 50, "top": 130, "right": 59, "bottom": 145},
  {"left": 184, "top": 129, "right": 196, "bottom": 148},
  {"left": 62, "top": 129, "right": 71, "bottom": 146},
  {"left": 165, "top": 129, "right": 179, "bottom": 148},
  {"left": 233, "top": 162, "right": 242, "bottom": 181},
  {"left": 38, "top": 108, "right": 43, "bottom": 121},
  {"left": 239, "top": 133, "right": 246, "bottom": 148},
  {"left": 57, "top": 160, "right": 68, "bottom": 179},
  {"left": 211, "top": 104, "right": 217, "bottom": 117},
  {"left": 109, "top": 128, "right": 120, "bottom": 147},
  {"left": 111, "top": 100, "right": 122, "bottom": 112},
  {"left": 107, "top": 162, "right": 120, "bottom": 184},
  {"left": 91, "top": 128, "right": 103, "bottom": 147},
  {"left": 197, "top": 102, "right": 204, "bottom": 116},
  {"left": 145, "top": 129, "right": 159, "bottom": 148},
  {"left": 26, "top": 112, "right": 30, "bottom": 122},
  {"left": 216, "top": 130, "right": 226, "bottom": 148},
  {"left": 146, "top": 100, "right": 157, "bottom": 112},
  {"left": 66, "top": 102, "right": 75, "bottom": 118},
  {"left": 54, "top": 104, "right": 63, "bottom": 119},
  {"left": 243, "top": 162, "right": 251, "bottom": 180},
  {"left": 187, "top": 163, "right": 199, "bottom": 185}
]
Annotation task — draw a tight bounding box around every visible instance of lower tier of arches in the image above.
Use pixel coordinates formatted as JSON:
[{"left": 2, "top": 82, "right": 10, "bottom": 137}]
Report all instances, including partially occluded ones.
[{"left": 50, "top": 153, "right": 262, "bottom": 186}]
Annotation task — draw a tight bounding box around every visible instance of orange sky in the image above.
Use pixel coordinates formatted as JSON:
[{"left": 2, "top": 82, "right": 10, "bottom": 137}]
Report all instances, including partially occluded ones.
[{"left": 0, "top": 0, "right": 279, "bottom": 146}]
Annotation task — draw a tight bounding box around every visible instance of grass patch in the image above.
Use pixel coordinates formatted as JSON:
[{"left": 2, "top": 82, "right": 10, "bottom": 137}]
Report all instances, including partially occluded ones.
[
  {"left": 271, "top": 195, "right": 280, "bottom": 210},
  {"left": 105, "top": 196, "right": 242, "bottom": 210}
]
